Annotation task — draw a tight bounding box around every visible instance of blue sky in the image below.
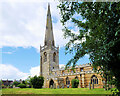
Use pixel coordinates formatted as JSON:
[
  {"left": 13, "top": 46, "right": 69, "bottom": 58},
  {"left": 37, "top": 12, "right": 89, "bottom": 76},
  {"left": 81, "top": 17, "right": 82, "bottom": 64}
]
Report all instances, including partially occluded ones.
[
  {"left": 0, "top": 1, "right": 90, "bottom": 80},
  {"left": 2, "top": 47, "right": 90, "bottom": 73}
]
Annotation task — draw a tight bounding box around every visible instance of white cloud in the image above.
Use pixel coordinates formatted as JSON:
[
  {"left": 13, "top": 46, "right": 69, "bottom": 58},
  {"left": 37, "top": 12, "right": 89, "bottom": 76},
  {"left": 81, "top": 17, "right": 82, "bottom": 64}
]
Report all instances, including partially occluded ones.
[
  {"left": 0, "top": 0, "right": 58, "bottom": 3},
  {"left": 0, "top": 1, "right": 69, "bottom": 51},
  {"left": 0, "top": 64, "right": 70, "bottom": 80},
  {"left": 30, "top": 66, "right": 40, "bottom": 77},
  {"left": 1, "top": 50, "right": 16, "bottom": 54},
  {"left": 0, "top": 64, "right": 41, "bottom": 80},
  {"left": 0, "top": 64, "right": 29, "bottom": 80},
  {"left": 59, "top": 64, "right": 65, "bottom": 69}
]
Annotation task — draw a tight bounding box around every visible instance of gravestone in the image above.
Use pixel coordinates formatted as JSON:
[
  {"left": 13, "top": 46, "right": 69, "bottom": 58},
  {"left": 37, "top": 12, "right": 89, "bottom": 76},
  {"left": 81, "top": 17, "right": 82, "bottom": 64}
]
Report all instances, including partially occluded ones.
[
  {"left": 67, "top": 85, "right": 69, "bottom": 88},
  {"left": 57, "top": 85, "right": 59, "bottom": 89},
  {"left": 50, "top": 85, "right": 53, "bottom": 89},
  {"left": 53, "top": 83, "right": 56, "bottom": 89},
  {"left": 62, "top": 84, "right": 64, "bottom": 88},
  {"left": 13, "top": 85, "right": 15, "bottom": 88}
]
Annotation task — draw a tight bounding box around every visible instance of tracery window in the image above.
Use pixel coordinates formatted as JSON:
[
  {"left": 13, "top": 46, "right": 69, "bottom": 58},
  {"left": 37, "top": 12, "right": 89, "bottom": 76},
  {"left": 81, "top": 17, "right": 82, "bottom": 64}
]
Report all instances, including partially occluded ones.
[
  {"left": 66, "top": 77, "right": 70, "bottom": 85},
  {"left": 62, "top": 70, "right": 64, "bottom": 74},
  {"left": 91, "top": 75, "right": 98, "bottom": 84},
  {"left": 81, "top": 68, "right": 83, "bottom": 72}
]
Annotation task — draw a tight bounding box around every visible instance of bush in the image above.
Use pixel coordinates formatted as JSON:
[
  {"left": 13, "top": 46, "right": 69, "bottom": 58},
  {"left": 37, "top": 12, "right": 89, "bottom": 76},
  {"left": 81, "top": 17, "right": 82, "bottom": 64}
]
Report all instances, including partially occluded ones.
[
  {"left": 26, "top": 86, "right": 31, "bottom": 88},
  {"left": 30, "top": 76, "right": 44, "bottom": 88},
  {"left": 22, "top": 80, "right": 26, "bottom": 84},
  {"left": 71, "top": 79, "right": 79, "bottom": 88},
  {"left": 17, "top": 84, "right": 26, "bottom": 88},
  {"left": 9, "top": 85, "right": 13, "bottom": 88},
  {"left": 2, "top": 85, "right": 5, "bottom": 88},
  {"left": 13, "top": 81, "right": 20, "bottom": 87}
]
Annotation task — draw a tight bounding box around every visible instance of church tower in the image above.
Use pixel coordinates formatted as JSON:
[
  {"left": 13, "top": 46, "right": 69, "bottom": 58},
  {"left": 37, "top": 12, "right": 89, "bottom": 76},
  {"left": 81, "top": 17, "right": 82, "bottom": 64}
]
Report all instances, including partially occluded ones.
[{"left": 40, "top": 4, "right": 59, "bottom": 87}]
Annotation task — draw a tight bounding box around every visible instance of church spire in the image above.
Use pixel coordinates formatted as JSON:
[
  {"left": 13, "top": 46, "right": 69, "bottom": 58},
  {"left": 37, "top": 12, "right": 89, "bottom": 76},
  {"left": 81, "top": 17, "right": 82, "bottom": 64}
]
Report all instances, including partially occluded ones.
[{"left": 44, "top": 3, "right": 54, "bottom": 46}]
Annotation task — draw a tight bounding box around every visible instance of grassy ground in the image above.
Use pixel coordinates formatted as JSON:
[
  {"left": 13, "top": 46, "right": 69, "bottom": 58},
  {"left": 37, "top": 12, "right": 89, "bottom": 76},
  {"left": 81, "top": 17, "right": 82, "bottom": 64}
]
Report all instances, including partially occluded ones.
[{"left": 2, "top": 88, "right": 112, "bottom": 94}]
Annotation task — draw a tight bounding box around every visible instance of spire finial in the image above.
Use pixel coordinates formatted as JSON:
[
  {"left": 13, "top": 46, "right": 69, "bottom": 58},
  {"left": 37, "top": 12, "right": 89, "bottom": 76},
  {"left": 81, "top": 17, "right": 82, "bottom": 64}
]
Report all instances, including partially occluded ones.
[{"left": 48, "top": 2, "right": 50, "bottom": 6}]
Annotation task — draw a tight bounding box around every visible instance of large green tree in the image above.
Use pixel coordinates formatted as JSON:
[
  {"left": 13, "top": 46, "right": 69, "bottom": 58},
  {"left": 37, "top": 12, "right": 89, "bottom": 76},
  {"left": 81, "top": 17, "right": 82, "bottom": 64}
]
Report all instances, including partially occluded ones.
[
  {"left": 58, "top": 2, "right": 120, "bottom": 92},
  {"left": 30, "top": 76, "right": 44, "bottom": 88}
]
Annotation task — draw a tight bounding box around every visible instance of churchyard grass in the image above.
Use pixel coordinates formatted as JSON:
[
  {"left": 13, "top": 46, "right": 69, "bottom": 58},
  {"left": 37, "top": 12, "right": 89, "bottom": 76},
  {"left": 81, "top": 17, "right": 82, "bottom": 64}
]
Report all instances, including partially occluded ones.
[{"left": 2, "top": 88, "right": 112, "bottom": 94}]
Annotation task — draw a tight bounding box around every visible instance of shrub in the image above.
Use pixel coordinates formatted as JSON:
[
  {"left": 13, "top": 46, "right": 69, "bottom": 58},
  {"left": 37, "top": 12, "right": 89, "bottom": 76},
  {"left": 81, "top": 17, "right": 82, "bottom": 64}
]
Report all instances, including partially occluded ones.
[
  {"left": 2, "top": 85, "right": 5, "bottom": 88},
  {"left": 22, "top": 80, "right": 26, "bottom": 84},
  {"left": 71, "top": 79, "right": 79, "bottom": 88},
  {"left": 30, "top": 76, "right": 44, "bottom": 88},
  {"left": 25, "top": 76, "right": 32, "bottom": 88},
  {"left": 13, "top": 81, "right": 20, "bottom": 87},
  {"left": 26, "top": 86, "right": 31, "bottom": 88},
  {"left": 17, "top": 84, "right": 26, "bottom": 88},
  {"left": 9, "top": 85, "right": 13, "bottom": 88}
]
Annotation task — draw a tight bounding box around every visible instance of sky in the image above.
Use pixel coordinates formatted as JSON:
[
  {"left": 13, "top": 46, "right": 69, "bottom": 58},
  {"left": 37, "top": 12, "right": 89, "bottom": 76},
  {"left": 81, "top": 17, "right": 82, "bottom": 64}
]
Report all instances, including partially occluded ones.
[{"left": 0, "top": 0, "right": 90, "bottom": 80}]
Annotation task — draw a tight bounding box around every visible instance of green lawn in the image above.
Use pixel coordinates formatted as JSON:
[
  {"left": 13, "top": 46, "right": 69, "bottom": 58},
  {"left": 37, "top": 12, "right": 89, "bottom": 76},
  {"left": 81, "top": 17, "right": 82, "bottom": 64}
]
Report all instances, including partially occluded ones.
[{"left": 2, "top": 88, "right": 112, "bottom": 94}]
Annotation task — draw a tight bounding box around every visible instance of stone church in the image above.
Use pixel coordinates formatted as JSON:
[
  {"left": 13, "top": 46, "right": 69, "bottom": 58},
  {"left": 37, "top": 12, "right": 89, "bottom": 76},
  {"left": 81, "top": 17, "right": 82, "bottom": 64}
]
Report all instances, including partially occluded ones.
[{"left": 40, "top": 4, "right": 104, "bottom": 88}]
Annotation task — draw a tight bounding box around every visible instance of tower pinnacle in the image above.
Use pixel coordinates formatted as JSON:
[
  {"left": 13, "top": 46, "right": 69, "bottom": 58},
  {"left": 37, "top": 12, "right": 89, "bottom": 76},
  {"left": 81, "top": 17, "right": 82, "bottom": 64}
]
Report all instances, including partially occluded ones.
[{"left": 44, "top": 3, "right": 54, "bottom": 46}]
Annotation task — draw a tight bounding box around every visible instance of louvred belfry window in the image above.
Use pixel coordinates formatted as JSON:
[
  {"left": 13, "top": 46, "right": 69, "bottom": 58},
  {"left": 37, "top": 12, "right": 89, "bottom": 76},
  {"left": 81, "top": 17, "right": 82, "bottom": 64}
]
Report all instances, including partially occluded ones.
[{"left": 44, "top": 52, "right": 47, "bottom": 62}]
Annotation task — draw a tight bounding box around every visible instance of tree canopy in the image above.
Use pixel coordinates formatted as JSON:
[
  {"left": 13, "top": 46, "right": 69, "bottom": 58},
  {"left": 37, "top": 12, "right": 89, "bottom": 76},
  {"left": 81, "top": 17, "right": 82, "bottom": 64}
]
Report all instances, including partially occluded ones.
[
  {"left": 58, "top": 2, "right": 120, "bottom": 92},
  {"left": 30, "top": 76, "right": 44, "bottom": 88},
  {"left": 13, "top": 81, "right": 20, "bottom": 87}
]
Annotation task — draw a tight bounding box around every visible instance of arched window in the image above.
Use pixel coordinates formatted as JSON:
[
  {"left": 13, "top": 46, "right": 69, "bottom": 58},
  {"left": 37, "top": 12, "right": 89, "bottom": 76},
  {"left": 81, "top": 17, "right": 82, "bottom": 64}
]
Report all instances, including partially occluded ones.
[
  {"left": 66, "top": 77, "right": 70, "bottom": 85},
  {"left": 45, "top": 41, "right": 47, "bottom": 46},
  {"left": 44, "top": 52, "right": 47, "bottom": 62},
  {"left": 62, "top": 70, "right": 64, "bottom": 74},
  {"left": 53, "top": 52, "right": 56, "bottom": 62},
  {"left": 91, "top": 75, "right": 98, "bottom": 84}
]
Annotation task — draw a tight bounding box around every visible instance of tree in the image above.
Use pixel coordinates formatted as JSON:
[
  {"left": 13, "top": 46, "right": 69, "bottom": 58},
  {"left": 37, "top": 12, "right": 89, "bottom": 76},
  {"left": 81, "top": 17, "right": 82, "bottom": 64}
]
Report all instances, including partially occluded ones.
[
  {"left": 13, "top": 81, "right": 20, "bottom": 87},
  {"left": 0, "top": 80, "right": 2, "bottom": 89},
  {"left": 0, "top": 80, "right": 3, "bottom": 85},
  {"left": 58, "top": 2, "right": 120, "bottom": 93},
  {"left": 17, "top": 84, "right": 26, "bottom": 88},
  {"left": 30, "top": 76, "right": 44, "bottom": 88},
  {"left": 71, "top": 79, "right": 79, "bottom": 88},
  {"left": 25, "top": 76, "right": 32, "bottom": 88},
  {"left": 22, "top": 80, "right": 26, "bottom": 85}
]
